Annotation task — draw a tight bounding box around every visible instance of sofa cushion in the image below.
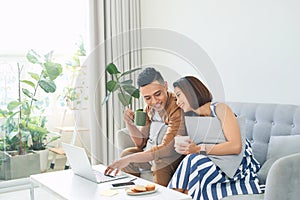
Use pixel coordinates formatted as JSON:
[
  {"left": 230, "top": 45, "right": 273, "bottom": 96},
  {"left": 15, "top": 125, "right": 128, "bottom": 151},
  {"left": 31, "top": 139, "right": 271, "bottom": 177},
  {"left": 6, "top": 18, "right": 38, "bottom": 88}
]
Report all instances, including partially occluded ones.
[
  {"left": 227, "top": 102, "right": 300, "bottom": 167},
  {"left": 267, "top": 135, "right": 300, "bottom": 159},
  {"left": 257, "top": 135, "right": 300, "bottom": 184}
]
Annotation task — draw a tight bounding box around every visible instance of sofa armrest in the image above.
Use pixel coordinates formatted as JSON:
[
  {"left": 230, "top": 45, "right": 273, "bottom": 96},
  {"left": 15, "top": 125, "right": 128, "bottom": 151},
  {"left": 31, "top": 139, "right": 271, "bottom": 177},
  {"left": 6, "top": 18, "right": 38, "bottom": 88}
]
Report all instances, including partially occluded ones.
[
  {"left": 115, "top": 128, "right": 134, "bottom": 157},
  {"left": 263, "top": 152, "right": 300, "bottom": 200}
]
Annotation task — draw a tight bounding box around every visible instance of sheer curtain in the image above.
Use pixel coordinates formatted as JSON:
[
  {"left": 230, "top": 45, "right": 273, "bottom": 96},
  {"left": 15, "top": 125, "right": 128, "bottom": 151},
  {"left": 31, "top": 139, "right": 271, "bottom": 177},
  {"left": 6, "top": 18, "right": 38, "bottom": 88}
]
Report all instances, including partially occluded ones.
[{"left": 88, "top": 0, "right": 142, "bottom": 165}]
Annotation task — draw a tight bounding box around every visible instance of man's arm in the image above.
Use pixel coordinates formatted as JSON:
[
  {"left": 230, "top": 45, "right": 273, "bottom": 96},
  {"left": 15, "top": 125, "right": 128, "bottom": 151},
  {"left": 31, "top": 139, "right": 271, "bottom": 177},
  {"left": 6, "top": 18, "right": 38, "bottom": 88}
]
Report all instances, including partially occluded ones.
[
  {"left": 124, "top": 109, "right": 150, "bottom": 148},
  {"left": 105, "top": 150, "right": 154, "bottom": 176}
]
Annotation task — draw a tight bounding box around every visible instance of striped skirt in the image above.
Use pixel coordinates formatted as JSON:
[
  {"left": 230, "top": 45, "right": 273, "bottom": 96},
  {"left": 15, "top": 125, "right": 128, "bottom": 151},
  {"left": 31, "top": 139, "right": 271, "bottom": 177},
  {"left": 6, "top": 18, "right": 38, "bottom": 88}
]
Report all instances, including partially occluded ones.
[{"left": 168, "top": 140, "right": 262, "bottom": 200}]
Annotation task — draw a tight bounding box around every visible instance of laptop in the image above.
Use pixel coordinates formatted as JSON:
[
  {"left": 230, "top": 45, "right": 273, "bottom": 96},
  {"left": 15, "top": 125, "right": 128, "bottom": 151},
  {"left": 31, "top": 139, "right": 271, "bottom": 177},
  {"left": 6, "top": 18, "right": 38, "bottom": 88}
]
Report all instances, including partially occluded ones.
[
  {"left": 184, "top": 116, "right": 226, "bottom": 145},
  {"left": 61, "top": 142, "right": 128, "bottom": 183}
]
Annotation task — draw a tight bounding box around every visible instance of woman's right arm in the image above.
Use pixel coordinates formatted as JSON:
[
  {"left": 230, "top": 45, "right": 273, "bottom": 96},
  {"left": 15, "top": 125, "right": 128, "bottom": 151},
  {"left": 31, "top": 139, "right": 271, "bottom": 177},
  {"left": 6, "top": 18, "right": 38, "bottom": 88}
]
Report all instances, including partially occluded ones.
[{"left": 204, "top": 103, "right": 242, "bottom": 155}]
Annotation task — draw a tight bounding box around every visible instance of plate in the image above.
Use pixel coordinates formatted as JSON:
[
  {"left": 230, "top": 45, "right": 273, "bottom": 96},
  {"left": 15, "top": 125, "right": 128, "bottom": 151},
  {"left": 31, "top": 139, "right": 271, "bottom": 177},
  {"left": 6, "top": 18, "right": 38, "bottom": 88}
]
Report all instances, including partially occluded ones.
[{"left": 126, "top": 188, "right": 158, "bottom": 196}]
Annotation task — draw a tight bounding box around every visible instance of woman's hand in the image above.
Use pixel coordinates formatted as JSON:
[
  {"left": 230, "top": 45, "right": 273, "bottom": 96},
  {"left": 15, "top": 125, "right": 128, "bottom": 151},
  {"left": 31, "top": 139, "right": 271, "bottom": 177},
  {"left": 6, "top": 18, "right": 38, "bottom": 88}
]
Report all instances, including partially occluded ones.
[
  {"left": 186, "top": 141, "right": 201, "bottom": 154},
  {"left": 175, "top": 139, "right": 200, "bottom": 155},
  {"left": 104, "top": 157, "right": 130, "bottom": 176}
]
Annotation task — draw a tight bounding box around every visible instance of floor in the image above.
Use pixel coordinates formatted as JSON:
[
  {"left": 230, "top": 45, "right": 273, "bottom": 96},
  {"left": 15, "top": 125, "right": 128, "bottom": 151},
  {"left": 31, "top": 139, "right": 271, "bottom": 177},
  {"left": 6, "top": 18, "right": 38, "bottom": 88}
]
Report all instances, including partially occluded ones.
[{"left": 0, "top": 156, "right": 66, "bottom": 200}]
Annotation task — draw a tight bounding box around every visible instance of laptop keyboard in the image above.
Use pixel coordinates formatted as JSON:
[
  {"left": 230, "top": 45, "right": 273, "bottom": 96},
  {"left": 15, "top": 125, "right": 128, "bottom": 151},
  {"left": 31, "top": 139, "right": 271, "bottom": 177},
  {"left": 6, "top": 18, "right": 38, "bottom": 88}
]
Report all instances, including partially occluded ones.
[{"left": 93, "top": 170, "right": 114, "bottom": 182}]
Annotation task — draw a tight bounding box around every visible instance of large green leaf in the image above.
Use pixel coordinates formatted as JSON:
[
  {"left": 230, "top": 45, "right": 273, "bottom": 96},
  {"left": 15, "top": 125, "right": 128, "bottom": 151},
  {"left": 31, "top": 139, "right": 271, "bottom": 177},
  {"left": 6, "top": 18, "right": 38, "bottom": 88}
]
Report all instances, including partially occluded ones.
[
  {"left": 22, "top": 88, "right": 34, "bottom": 98},
  {"left": 7, "top": 131, "right": 19, "bottom": 140},
  {"left": 131, "top": 89, "right": 140, "bottom": 98},
  {"left": 39, "top": 79, "right": 56, "bottom": 93},
  {"left": 120, "top": 68, "right": 141, "bottom": 77},
  {"left": 28, "top": 72, "right": 40, "bottom": 81},
  {"left": 106, "top": 80, "right": 119, "bottom": 92},
  {"left": 106, "top": 63, "right": 120, "bottom": 75},
  {"left": 44, "top": 62, "right": 62, "bottom": 80},
  {"left": 118, "top": 93, "right": 131, "bottom": 107},
  {"left": 7, "top": 112, "right": 19, "bottom": 125},
  {"left": 123, "top": 85, "right": 137, "bottom": 96},
  {"left": 47, "top": 135, "right": 60, "bottom": 143},
  {"left": 7, "top": 101, "right": 22, "bottom": 111},
  {"left": 122, "top": 85, "right": 140, "bottom": 98},
  {"left": 26, "top": 122, "right": 48, "bottom": 134},
  {"left": 0, "top": 109, "right": 9, "bottom": 117},
  {"left": 21, "top": 80, "right": 35, "bottom": 88},
  {"left": 23, "top": 101, "right": 31, "bottom": 115},
  {"left": 120, "top": 80, "right": 133, "bottom": 85},
  {"left": 44, "top": 51, "right": 54, "bottom": 62},
  {"left": 26, "top": 49, "right": 41, "bottom": 64}
]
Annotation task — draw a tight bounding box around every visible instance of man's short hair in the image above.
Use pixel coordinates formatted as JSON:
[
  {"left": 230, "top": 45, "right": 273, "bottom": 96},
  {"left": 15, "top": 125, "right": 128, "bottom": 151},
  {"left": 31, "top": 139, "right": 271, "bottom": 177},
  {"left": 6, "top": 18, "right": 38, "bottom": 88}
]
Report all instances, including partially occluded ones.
[{"left": 137, "top": 67, "right": 165, "bottom": 88}]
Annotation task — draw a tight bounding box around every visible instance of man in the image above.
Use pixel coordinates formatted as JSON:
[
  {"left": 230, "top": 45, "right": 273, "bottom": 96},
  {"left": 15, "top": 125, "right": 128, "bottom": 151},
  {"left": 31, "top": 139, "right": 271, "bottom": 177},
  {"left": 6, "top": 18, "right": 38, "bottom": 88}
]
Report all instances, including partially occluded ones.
[{"left": 105, "top": 67, "right": 186, "bottom": 186}]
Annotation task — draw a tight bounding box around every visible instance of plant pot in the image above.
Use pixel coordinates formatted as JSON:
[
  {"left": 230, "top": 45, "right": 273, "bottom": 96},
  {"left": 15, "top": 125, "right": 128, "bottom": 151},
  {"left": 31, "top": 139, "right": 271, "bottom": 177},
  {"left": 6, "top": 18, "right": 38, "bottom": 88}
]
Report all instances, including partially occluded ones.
[
  {"left": 0, "top": 152, "right": 40, "bottom": 180},
  {"left": 33, "top": 149, "right": 49, "bottom": 173}
]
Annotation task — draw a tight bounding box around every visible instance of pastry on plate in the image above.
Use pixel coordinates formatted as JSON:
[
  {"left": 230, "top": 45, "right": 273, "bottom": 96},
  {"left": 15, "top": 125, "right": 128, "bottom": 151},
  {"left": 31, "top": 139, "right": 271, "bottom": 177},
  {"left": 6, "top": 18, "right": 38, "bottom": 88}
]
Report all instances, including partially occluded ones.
[
  {"left": 145, "top": 184, "right": 156, "bottom": 191},
  {"left": 130, "top": 185, "right": 147, "bottom": 192}
]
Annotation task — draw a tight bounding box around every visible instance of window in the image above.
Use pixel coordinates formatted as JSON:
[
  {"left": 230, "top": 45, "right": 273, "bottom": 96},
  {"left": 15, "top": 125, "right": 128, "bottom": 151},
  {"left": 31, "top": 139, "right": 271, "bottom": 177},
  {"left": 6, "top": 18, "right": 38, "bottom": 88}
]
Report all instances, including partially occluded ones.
[
  {"left": 0, "top": 0, "right": 88, "bottom": 107},
  {"left": 0, "top": 0, "right": 89, "bottom": 182},
  {"left": 0, "top": 0, "right": 88, "bottom": 55}
]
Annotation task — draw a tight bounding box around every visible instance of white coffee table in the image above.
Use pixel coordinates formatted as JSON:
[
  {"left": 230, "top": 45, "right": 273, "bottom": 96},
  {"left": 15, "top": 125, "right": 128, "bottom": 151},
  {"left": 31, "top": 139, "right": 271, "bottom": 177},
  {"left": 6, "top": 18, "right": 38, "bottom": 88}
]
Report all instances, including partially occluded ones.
[{"left": 30, "top": 165, "right": 192, "bottom": 200}]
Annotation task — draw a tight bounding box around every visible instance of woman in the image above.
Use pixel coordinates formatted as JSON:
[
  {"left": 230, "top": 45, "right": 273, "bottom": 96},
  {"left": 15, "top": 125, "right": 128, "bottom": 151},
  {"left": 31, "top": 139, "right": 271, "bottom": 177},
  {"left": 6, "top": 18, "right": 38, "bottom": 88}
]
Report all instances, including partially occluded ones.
[{"left": 168, "top": 76, "right": 261, "bottom": 200}]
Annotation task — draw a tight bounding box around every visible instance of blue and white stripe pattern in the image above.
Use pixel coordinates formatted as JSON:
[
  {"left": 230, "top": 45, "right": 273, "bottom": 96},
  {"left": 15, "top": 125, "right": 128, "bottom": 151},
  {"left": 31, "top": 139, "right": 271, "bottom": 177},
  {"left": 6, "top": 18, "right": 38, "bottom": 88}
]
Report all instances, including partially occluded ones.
[{"left": 168, "top": 139, "right": 261, "bottom": 200}]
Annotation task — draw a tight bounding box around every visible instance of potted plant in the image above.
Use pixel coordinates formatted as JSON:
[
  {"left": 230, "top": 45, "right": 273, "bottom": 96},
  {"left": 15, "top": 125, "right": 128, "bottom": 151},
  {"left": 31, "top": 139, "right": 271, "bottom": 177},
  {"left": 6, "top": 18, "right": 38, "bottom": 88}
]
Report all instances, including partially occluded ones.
[
  {"left": 22, "top": 49, "right": 62, "bottom": 151},
  {"left": 102, "top": 63, "right": 148, "bottom": 126},
  {"left": 59, "top": 40, "right": 88, "bottom": 110},
  {"left": 0, "top": 68, "right": 41, "bottom": 179},
  {"left": 74, "top": 37, "right": 87, "bottom": 66},
  {"left": 0, "top": 49, "right": 62, "bottom": 178},
  {"left": 102, "top": 63, "right": 141, "bottom": 107}
]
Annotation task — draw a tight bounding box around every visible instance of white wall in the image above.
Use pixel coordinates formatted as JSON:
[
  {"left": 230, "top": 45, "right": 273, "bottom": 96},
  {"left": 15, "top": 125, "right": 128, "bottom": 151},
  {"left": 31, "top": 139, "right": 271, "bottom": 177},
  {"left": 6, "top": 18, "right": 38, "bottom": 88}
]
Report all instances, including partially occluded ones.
[{"left": 141, "top": 0, "right": 300, "bottom": 105}]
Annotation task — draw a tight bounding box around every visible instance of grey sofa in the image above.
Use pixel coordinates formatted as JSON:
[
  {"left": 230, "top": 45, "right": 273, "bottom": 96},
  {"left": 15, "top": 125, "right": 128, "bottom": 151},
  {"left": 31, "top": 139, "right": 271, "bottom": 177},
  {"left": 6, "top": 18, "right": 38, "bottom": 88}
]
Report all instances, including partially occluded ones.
[{"left": 116, "top": 102, "right": 300, "bottom": 200}]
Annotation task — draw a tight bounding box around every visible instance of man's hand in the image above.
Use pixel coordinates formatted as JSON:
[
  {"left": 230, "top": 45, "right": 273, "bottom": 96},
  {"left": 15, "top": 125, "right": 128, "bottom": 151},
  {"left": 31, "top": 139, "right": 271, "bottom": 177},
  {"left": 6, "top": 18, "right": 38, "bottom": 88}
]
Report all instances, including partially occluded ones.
[
  {"left": 104, "top": 157, "right": 130, "bottom": 176},
  {"left": 124, "top": 109, "right": 135, "bottom": 126}
]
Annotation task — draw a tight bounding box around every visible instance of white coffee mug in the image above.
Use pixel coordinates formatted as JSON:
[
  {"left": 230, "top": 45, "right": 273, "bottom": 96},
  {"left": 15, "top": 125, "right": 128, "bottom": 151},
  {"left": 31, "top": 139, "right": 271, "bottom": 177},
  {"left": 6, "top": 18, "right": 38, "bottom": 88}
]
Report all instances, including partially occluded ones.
[{"left": 174, "top": 135, "right": 190, "bottom": 146}]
